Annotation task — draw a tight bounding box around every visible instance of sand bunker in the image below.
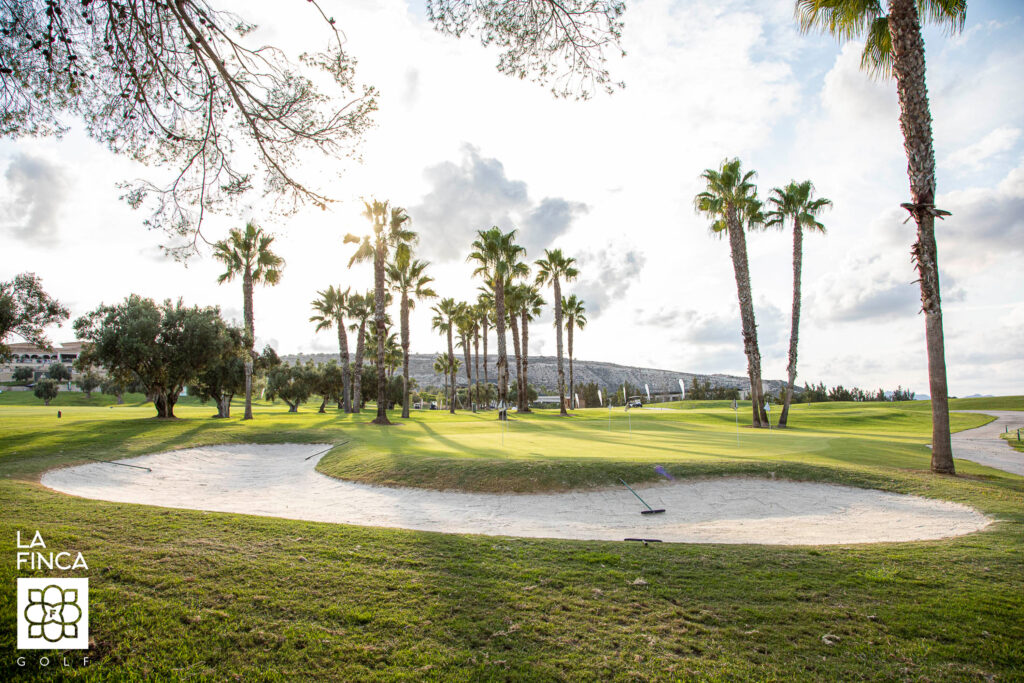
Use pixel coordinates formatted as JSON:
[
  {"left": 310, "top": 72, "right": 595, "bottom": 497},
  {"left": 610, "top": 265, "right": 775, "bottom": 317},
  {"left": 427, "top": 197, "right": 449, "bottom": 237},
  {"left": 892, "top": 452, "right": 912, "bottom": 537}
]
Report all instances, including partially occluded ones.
[{"left": 42, "top": 443, "right": 991, "bottom": 545}]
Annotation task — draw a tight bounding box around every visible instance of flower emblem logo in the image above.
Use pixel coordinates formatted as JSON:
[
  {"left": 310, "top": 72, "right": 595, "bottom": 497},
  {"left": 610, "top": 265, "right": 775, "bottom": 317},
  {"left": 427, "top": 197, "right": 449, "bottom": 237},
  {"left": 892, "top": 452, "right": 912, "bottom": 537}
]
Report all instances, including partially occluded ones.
[
  {"left": 17, "top": 578, "right": 89, "bottom": 649},
  {"left": 24, "top": 585, "right": 83, "bottom": 642}
]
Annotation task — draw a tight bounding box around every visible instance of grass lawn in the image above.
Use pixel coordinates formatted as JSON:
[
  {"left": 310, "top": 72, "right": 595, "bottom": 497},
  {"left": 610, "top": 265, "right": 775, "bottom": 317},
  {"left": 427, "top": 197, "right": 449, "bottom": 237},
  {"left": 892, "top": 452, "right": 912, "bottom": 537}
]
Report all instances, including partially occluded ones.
[{"left": 2, "top": 396, "right": 1023, "bottom": 680}]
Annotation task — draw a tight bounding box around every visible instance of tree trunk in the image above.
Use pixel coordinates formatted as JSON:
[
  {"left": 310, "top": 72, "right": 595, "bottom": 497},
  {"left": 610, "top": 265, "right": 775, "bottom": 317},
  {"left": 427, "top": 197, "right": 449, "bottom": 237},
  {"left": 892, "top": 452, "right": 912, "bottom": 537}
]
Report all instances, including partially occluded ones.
[
  {"left": 473, "top": 327, "right": 481, "bottom": 411},
  {"left": 520, "top": 310, "right": 532, "bottom": 413},
  {"left": 726, "top": 206, "right": 767, "bottom": 427},
  {"left": 462, "top": 332, "right": 475, "bottom": 412},
  {"left": 494, "top": 279, "right": 509, "bottom": 420},
  {"left": 154, "top": 391, "right": 169, "bottom": 418},
  {"left": 509, "top": 313, "right": 524, "bottom": 412},
  {"left": 353, "top": 323, "right": 365, "bottom": 413},
  {"left": 287, "top": 400, "right": 298, "bottom": 413},
  {"left": 779, "top": 222, "right": 802, "bottom": 428},
  {"left": 482, "top": 319, "right": 489, "bottom": 403},
  {"left": 888, "top": 0, "right": 953, "bottom": 474},
  {"left": 568, "top": 323, "right": 575, "bottom": 410},
  {"left": 337, "top": 315, "right": 352, "bottom": 413},
  {"left": 372, "top": 246, "right": 391, "bottom": 425},
  {"left": 243, "top": 268, "right": 255, "bottom": 421},
  {"left": 401, "top": 294, "right": 411, "bottom": 419},
  {"left": 447, "top": 328, "right": 456, "bottom": 414},
  {"left": 318, "top": 396, "right": 327, "bottom": 413},
  {"left": 553, "top": 278, "right": 567, "bottom": 416},
  {"left": 116, "top": 392, "right": 124, "bottom": 405}
]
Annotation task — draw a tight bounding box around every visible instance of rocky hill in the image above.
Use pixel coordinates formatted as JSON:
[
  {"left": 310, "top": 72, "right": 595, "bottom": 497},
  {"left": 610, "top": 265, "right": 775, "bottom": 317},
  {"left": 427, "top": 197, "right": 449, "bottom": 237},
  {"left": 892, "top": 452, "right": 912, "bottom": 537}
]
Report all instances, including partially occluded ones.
[{"left": 281, "top": 352, "right": 790, "bottom": 397}]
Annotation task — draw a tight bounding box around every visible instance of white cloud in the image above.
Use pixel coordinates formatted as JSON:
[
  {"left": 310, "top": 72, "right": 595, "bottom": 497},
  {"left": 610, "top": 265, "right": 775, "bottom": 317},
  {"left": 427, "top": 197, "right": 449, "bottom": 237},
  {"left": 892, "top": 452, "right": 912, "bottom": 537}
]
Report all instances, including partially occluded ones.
[{"left": 943, "top": 126, "right": 1022, "bottom": 171}]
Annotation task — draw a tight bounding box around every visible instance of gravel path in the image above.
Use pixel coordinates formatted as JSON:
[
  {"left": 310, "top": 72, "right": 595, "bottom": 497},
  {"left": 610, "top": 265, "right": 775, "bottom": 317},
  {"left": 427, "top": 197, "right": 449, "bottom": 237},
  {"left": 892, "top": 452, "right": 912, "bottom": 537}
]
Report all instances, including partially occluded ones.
[
  {"left": 952, "top": 410, "right": 1024, "bottom": 476},
  {"left": 41, "top": 443, "right": 991, "bottom": 545}
]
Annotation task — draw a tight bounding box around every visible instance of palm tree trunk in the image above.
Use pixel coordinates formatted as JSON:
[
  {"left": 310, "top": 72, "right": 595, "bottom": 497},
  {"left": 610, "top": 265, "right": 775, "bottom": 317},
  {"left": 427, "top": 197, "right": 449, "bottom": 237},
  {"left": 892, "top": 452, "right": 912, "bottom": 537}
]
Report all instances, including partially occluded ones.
[
  {"left": 447, "top": 329, "right": 456, "bottom": 414},
  {"left": 462, "top": 333, "right": 475, "bottom": 412},
  {"left": 779, "top": 222, "right": 802, "bottom": 428},
  {"left": 337, "top": 316, "right": 352, "bottom": 413},
  {"left": 520, "top": 310, "right": 531, "bottom": 413},
  {"left": 473, "top": 328, "right": 481, "bottom": 411},
  {"left": 242, "top": 269, "right": 255, "bottom": 420},
  {"left": 494, "top": 279, "right": 509, "bottom": 420},
  {"left": 372, "top": 247, "right": 391, "bottom": 425},
  {"left": 567, "top": 323, "right": 575, "bottom": 410},
  {"left": 726, "top": 207, "right": 767, "bottom": 427},
  {"left": 353, "top": 324, "right": 365, "bottom": 413},
  {"left": 482, "top": 319, "right": 489, "bottom": 403},
  {"left": 400, "top": 294, "right": 411, "bottom": 419},
  {"left": 888, "top": 0, "right": 953, "bottom": 474},
  {"left": 553, "top": 278, "right": 568, "bottom": 416},
  {"left": 509, "top": 314, "right": 524, "bottom": 412}
]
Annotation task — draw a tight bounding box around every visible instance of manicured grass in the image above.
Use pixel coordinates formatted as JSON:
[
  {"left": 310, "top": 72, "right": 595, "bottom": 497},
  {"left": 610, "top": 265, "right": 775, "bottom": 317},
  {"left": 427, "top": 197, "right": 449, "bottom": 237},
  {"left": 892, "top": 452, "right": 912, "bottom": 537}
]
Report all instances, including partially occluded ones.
[{"left": 2, "top": 399, "right": 1023, "bottom": 680}]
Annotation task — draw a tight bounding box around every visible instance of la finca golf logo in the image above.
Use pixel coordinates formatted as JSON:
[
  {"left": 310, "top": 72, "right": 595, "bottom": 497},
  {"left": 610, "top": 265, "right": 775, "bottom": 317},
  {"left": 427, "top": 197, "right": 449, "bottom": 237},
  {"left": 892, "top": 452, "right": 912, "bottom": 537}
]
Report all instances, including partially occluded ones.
[{"left": 17, "top": 578, "right": 89, "bottom": 650}]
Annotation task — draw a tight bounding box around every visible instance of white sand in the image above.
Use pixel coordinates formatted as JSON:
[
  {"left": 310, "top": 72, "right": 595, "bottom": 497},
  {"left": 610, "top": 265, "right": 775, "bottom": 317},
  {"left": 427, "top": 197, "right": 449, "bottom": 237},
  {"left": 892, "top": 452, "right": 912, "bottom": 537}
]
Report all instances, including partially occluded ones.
[{"left": 41, "top": 443, "right": 992, "bottom": 545}]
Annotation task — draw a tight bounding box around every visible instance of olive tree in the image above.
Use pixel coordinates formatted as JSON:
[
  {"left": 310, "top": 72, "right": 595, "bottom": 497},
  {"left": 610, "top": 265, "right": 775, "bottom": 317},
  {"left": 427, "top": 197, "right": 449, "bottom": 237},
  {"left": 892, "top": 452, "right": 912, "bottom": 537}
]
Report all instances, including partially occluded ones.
[{"left": 74, "top": 295, "right": 232, "bottom": 417}]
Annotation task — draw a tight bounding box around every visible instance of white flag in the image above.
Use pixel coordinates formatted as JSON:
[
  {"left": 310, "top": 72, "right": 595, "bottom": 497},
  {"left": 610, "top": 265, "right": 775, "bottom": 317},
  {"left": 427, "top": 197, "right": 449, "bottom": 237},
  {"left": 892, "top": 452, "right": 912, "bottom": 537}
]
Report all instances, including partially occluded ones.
[
  {"left": 644, "top": 383, "right": 651, "bottom": 401},
  {"left": 598, "top": 389, "right": 603, "bottom": 405},
  {"left": 678, "top": 378, "right": 686, "bottom": 399},
  {"left": 574, "top": 392, "right": 580, "bottom": 409}
]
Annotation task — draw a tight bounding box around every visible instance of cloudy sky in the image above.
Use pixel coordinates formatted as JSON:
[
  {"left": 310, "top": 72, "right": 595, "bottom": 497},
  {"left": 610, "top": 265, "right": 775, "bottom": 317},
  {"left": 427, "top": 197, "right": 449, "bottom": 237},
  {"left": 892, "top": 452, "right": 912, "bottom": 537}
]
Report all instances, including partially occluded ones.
[{"left": 3, "top": 0, "right": 1022, "bottom": 396}]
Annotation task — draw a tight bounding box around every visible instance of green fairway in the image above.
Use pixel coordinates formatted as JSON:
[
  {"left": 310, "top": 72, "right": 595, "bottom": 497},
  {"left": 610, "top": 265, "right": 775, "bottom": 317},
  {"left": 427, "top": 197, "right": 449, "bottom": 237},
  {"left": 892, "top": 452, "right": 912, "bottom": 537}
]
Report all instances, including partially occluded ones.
[{"left": 2, "top": 398, "right": 1023, "bottom": 680}]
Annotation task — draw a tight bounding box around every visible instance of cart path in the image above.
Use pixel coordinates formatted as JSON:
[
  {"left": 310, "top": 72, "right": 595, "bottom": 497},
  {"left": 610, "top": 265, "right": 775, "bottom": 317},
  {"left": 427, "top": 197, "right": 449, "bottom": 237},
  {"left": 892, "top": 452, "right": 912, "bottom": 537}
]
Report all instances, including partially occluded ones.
[
  {"left": 953, "top": 410, "right": 1024, "bottom": 476},
  {"left": 42, "top": 443, "right": 991, "bottom": 545}
]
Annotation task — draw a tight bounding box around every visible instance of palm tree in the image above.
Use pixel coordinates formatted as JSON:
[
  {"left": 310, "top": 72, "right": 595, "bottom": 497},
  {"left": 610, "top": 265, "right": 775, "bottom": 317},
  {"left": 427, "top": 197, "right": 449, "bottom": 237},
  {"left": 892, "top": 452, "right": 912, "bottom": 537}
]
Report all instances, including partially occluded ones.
[
  {"left": 504, "top": 283, "right": 528, "bottom": 411},
  {"left": 562, "top": 294, "right": 587, "bottom": 410},
  {"left": 345, "top": 199, "right": 417, "bottom": 425},
  {"left": 345, "top": 291, "right": 373, "bottom": 413},
  {"left": 386, "top": 250, "right": 436, "bottom": 418},
  {"left": 309, "top": 286, "right": 353, "bottom": 413},
  {"left": 472, "top": 302, "right": 484, "bottom": 409},
  {"left": 766, "top": 180, "right": 832, "bottom": 428},
  {"left": 468, "top": 228, "right": 528, "bottom": 419},
  {"left": 433, "top": 353, "right": 449, "bottom": 409},
  {"left": 455, "top": 302, "right": 477, "bottom": 412},
  {"left": 432, "top": 297, "right": 460, "bottom": 414},
  {"left": 797, "top": 0, "right": 961, "bottom": 471},
  {"left": 694, "top": 158, "right": 769, "bottom": 428},
  {"left": 518, "top": 285, "right": 544, "bottom": 413},
  {"left": 477, "top": 291, "right": 495, "bottom": 402},
  {"left": 212, "top": 220, "right": 284, "bottom": 420},
  {"left": 535, "top": 248, "right": 579, "bottom": 416}
]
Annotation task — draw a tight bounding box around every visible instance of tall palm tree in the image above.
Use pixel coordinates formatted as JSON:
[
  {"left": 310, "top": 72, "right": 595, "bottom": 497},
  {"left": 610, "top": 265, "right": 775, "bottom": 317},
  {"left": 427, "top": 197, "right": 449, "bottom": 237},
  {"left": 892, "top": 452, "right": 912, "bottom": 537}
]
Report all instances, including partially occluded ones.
[
  {"left": 455, "top": 302, "right": 477, "bottom": 412},
  {"left": 345, "top": 199, "right": 417, "bottom": 425},
  {"left": 468, "top": 228, "right": 527, "bottom": 419},
  {"left": 386, "top": 250, "right": 436, "bottom": 418},
  {"left": 797, "top": 0, "right": 962, "bottom": 471},
  {"left": 477, "top": 291, "right": 494, "bottom": 400},
  {"left": 505, "top": 283, "right": 528, "bottom": 411},
  {"left": 212, "top": 220, "right": 285, "bottom": 420},
  {"left": 518, "top": 285, "right": 544, "bottom": 414},
  {"left": 472, "top": 303, "right": 484, "bottom": 409},
  {"left": 433, "top": 353, "right": 449, "bottom": 409},
  {"left": 694, "top": 158, "right": 769, "bottom": 428},
  {"left": 432, "top": 297, "right": 460, "bottom": 414},
  {"left": 766, "top": 180, "right": 832, "bottom": 429},
  {"left": 562, "top": 294, "right": 587, "bottom": 410},
  {"left": 535, "top": 248, "right": 579, "bottom": 416},
  {"left": 345, "top": 291, "right": 373, "bottom": 413},
  {"left": 309, "top": 285, "right": 353, "bottom": 412}
]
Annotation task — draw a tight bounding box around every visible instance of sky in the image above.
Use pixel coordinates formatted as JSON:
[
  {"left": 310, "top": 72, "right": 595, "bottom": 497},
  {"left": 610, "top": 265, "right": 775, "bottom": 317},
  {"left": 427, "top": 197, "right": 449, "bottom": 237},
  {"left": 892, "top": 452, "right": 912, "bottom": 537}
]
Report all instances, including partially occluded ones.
[{"left": 2, "top": 0, "right": 1022, "bottom": 396}]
